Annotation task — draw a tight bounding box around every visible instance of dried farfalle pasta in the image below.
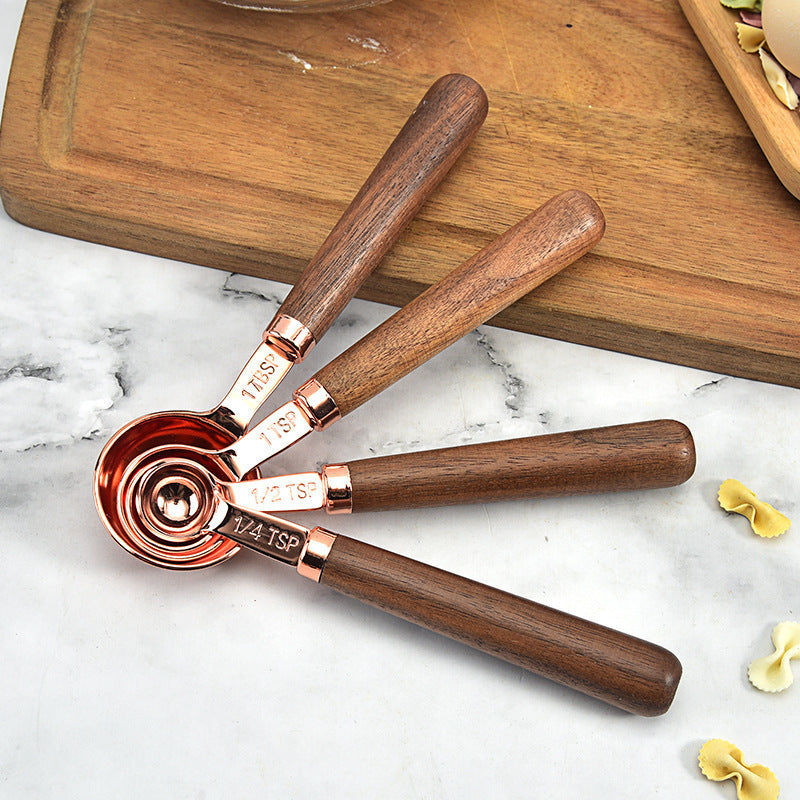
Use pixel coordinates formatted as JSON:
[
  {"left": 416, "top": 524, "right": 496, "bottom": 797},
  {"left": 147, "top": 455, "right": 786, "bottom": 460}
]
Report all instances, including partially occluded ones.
[
  {"left": 736, "top": 22, "right": 766, "bottom": 51},
  {"left": 698, "top": 739, "right": 780, "bottom": 800},
  {"left": 759, "top": 47, "right": 800, "bottom": 109},
  {"left": 749, "top": 621, "right": 800, "bottom": 692},
  {"left": 718, "top": 479, "right": 791, "bottom": 538}
]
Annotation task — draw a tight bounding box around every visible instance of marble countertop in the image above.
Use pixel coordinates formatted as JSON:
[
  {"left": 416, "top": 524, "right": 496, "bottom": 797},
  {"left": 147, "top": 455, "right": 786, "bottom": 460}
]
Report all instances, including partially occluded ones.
[{"left": 1, "top": 1, "right": 798, "bottom": 796}]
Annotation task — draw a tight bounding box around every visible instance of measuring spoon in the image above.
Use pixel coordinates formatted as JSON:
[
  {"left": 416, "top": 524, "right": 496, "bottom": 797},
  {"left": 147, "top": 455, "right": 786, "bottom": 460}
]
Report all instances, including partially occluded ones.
[
  {"left": 114, "top": 456, "right": 682, "bottom": 716},
  {"left": 93, "top": 73, "right": 488, "bottom": 537},
  {"left": 212, "top": 420, "right": 697, "bottom": 513},
  {"left": 96, "top": 190, "right": 605, "bottom": 566}
]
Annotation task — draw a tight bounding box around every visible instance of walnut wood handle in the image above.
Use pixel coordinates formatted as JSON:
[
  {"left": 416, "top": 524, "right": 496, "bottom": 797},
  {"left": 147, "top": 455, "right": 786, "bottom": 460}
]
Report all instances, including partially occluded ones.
[
  {"left": 345, "top": 420, "right": 695, "bottom": 512},
  {"left": 312, "top": 190, "right": 605, "bottom": 417},
  {"left": 319, "top": 535, "right": 681, "bottom": 715},
  {"left": 277, "top": 74, "right": 488, "bottom": 342}
]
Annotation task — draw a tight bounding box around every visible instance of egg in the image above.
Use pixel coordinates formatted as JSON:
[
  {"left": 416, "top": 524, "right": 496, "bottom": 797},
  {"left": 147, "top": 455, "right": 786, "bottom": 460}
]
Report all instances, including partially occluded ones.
[{"left": 761, "top": 0, "right": 800, "bottom": 77}]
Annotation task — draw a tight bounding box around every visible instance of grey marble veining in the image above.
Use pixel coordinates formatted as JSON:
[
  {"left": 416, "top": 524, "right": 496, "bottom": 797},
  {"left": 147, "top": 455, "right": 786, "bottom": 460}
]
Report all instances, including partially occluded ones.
[{"left": 1, "top": 1, "right": 799, "bottom": 795}]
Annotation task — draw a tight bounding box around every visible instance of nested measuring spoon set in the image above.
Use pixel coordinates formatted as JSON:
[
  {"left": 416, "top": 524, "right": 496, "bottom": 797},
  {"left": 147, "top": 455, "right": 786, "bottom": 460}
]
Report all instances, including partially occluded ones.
[{"left": 94, "top": 75, "right": 695, "bottom": 716}]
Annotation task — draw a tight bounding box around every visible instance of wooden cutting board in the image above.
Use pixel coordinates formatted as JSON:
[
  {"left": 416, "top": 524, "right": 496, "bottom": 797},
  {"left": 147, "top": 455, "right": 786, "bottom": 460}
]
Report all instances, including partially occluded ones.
[
  {"left": 679, "top": 0, "right": 800, "bottom": 202},
  {"left": 2, "top": 0, "right": 800, "bottom": 387}
]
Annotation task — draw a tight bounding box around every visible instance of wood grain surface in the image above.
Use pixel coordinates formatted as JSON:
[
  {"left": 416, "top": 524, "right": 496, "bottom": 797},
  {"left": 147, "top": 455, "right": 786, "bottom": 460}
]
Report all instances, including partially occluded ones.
[
  {"left": 314, "top": 190, "right": 604, "bottom": 415},
  {"left": 1, "top": 0, "right": 800, "bottom": 386},
  {"left": 320, "top": 534, "right": 682, "bottom": 715},
  {"left": 278, "top": 73, "right": 487, "bottom": 341},
  {"left": 346, "top": 419, "right": 696, "bottom": 511}
]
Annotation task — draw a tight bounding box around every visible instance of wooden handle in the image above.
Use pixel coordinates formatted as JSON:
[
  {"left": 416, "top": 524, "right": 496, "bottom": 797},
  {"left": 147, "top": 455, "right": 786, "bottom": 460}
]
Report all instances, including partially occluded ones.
[
  {"left": 277, "top": 74, "right": 488, "bottom": 341},
  {"left": 320, "top": 535, "right": 681, "bottom": 716},
  {"left": 313, "top": 190, "right": 605, "bottom": 417},
  {"left": 345, "top": 420, "right": 695, "bottom": 512}
]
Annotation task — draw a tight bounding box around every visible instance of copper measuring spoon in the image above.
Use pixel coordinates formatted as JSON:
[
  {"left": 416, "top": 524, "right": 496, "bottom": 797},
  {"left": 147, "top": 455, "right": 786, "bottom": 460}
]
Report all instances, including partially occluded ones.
[
  {"left": 113, "top": 455, "right": 682, "bottom": 716},
  {"left": 96, "top": 190, "right": 606, "bottom": 567},
  {"left": 93, "top": 73, "right": 488, "bottom": 542},
  {"left": 111, "top": 417, "right": 694, "bottom": 566},
  {"left": 207, "top": 420, "right": 697, "bottom": 514}
]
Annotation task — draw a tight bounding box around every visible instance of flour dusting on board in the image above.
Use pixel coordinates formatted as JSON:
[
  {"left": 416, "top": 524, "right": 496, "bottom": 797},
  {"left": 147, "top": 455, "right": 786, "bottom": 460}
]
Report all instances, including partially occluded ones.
[
  {"left": 278, "top": 51, "right": 313, "bottom": 72},
  {"left": 347, "top": 34, "right": 387, "bottom": 53}
]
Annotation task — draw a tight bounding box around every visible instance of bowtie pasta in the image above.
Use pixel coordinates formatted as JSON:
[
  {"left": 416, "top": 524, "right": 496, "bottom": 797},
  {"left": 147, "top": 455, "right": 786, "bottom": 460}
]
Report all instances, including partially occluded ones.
[
  {"left": 749, "top": 621, "right": 800, "bottom": 692},
  {"left": 698, "top": 739, "right": 780, "bottom": 800},
  {"left": 717, "top": 479, "right": 791, "bottom": 538}
]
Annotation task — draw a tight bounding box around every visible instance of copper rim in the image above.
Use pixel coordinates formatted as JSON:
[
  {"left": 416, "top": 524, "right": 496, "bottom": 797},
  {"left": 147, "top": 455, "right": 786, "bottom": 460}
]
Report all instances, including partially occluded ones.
[
  {"left": 114, "top": 455, "right": 232, "bottom": 568},
  {"left": 93, "top": 412, "right": 245, "bottom": 569}
]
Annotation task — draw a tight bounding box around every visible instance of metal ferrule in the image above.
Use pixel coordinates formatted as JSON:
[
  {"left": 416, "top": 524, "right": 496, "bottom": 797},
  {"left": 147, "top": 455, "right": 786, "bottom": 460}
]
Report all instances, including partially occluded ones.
[
  {"left": 297, "top": 528, "right": 337, "bottom": 582},
  {"left": 294, "top": 378, "right": 341, "bottom": 430},
  {"left": 264, "top": 314, "right": 316, "bottom": 362},
  {"left": 321, "top": 464, "right": 353, "bottom": 514}
]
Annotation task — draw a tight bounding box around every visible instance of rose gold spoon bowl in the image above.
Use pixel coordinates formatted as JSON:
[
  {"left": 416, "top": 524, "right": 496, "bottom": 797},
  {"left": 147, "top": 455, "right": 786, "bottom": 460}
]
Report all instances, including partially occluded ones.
[
  {"left": 102, "top": 434, "right": 243, "bottom": 568},
  {"left": 100, "top": 190, "right": 606, "bottom": 569},
  {"left": 93, "top": 75, "right": 488, "bottom": 565}
]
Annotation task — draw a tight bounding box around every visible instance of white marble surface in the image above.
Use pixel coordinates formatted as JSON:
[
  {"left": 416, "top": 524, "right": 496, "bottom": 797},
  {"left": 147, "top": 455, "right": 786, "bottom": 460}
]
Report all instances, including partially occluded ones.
[{"left": 1, "top": 1, "right": 798, "bottom": 796}]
